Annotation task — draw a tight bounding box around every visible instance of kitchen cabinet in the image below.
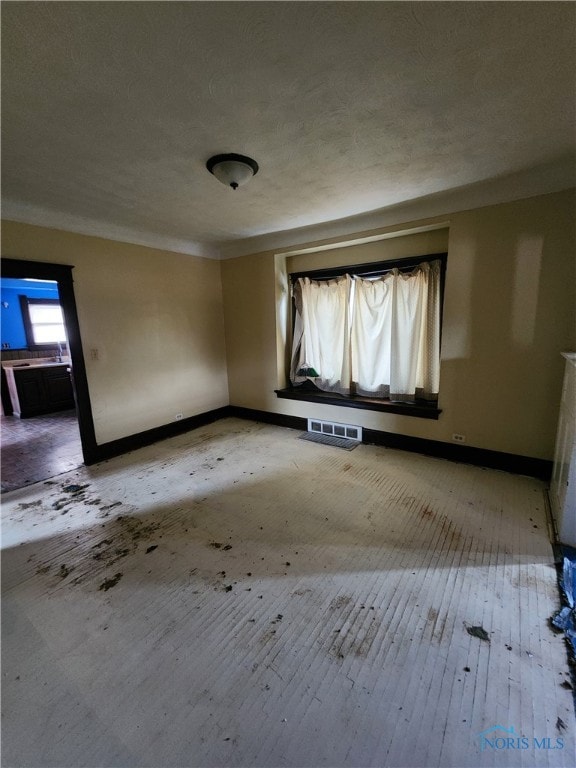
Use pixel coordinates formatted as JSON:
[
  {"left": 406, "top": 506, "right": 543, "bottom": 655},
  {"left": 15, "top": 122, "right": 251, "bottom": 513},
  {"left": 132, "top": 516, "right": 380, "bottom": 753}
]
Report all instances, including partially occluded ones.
[{"left": 4, "top": 363, "right": 75, "bottom": 418}]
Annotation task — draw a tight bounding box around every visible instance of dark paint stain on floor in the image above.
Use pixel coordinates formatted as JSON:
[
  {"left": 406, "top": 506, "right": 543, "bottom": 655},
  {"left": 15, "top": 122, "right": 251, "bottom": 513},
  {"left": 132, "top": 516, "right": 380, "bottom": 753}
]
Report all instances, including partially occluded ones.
[
  {"left": 62, "top": 484, "right": 90, "bottom": 495},
  {"left": 99, "top": 573, "right": 123, "bottom": 591}
]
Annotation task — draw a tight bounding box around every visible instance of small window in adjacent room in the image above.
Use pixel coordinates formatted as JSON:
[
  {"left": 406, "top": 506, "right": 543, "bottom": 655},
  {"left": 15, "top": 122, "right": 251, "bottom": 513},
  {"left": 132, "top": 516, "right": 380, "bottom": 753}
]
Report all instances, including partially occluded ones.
[
  {"left": 20, "top": 297, "right": 67, "bottom": 348},
  {"left": 277, "top": 253, "right": 447, "bottom": 419}
]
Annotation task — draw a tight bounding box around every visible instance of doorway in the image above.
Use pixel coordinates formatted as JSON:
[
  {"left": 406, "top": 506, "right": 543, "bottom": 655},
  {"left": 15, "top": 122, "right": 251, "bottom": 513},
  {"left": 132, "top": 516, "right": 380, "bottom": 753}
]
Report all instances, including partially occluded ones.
[{"left": 1, "top": 259, "right": 97, "bottom": 492}]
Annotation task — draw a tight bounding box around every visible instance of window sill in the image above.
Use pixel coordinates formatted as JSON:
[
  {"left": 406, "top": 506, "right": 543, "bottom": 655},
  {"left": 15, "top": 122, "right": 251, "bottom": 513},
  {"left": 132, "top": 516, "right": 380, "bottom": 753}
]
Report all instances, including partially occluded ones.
[{"left": 275, "top": 387, "right": 441, "bottom": 420}]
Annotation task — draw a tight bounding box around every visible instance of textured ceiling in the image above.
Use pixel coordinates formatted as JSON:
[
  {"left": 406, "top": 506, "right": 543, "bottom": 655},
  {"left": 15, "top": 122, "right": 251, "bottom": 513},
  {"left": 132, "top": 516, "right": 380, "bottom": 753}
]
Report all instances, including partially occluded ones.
[{"left": 2, "top": 2, "right": 575, "bottom": 258}]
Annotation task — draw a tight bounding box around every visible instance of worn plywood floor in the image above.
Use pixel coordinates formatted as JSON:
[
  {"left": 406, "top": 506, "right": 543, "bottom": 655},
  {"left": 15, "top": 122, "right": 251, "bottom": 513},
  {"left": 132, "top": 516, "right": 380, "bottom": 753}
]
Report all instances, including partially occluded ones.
[{"left": 1, "top": 418, "right": 574, "bottom": 767}]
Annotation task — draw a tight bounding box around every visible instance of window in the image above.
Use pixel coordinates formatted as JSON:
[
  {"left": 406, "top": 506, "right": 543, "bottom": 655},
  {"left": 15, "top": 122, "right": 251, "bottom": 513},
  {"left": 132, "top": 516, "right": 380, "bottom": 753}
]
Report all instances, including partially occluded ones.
[
  {"left": 20, "top": 297, "right": 67, "bottom": 348},
  {"left": 281, "top": 253, "right": 446, "bottom": 416}
]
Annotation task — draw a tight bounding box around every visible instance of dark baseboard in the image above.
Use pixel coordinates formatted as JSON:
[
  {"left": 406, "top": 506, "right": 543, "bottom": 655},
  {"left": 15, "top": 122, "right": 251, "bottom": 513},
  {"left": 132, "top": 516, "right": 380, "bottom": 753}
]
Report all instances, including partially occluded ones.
[
  {"left": 362, "top": 428, "right": 552, "bottom": 480},
  {"left": 84, "top": 406, "right": 232, "bottom": 465},
  {"left": 228, "top": 405, "right": 307, "bottom": 432},
  {"left": 84, "top": 403, "right": 552, "bottom": 481}
]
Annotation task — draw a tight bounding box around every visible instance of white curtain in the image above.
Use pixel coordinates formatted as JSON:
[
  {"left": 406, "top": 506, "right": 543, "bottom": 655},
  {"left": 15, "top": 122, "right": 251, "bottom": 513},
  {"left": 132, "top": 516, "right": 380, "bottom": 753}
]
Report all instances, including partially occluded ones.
[
  {"left": 291, "top": 276, "right": 351, "bottom": 394},
  {"left": 350, "top": 274, "right": 392, "bottom": 397},
  {"left": 290, "top": 260, "right": 440, "bottom": 401},
  {"left": 352, "top": 260, "right": 440, "bottom": 400}
]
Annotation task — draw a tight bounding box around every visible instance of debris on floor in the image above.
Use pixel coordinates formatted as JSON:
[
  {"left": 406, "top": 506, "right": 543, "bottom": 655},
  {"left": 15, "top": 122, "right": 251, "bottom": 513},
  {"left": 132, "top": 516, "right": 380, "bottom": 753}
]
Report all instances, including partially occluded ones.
[
  {"left": 552, "top": 555, "right": 576, "bottom": 655},
  {"left": 2, "top": 418, "right": 574, "bottom": 767},
  {"left": 465, "top": 624, "right": 491, "bottom": 642}
]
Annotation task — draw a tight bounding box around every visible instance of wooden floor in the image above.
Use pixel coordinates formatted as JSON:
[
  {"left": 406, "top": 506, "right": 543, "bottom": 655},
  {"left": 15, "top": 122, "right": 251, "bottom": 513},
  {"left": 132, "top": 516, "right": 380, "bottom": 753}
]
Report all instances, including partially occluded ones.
[{"left": 1, "top": 418, "right": 573, "bottom": 767}]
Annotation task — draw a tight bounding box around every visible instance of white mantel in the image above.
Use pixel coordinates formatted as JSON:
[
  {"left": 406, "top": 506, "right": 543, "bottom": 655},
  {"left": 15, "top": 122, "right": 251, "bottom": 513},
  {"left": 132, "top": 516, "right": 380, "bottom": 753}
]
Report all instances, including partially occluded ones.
[{"left": 549, "top": 353, "right": 576, "bottom": 548}]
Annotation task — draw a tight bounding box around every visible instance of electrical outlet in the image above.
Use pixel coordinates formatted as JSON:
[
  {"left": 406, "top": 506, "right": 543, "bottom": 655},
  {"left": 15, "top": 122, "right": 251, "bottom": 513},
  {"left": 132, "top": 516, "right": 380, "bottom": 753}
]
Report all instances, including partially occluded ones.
[
  {"left": 175, "top": 413, "right": 184, "bottom": 421},
  {"left": 452, "top": 433, "right": 466, "bottom": 443}
]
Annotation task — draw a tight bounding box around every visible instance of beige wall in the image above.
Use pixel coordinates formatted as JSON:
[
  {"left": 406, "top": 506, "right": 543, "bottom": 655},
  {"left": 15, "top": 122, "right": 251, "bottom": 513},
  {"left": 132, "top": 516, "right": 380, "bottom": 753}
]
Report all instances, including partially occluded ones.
[
  {"left": 3, "top": 188, "right": 574, "bottom": 459},
  {"left": 222, "top": 189, "right": 576, "bottom": 460},
  {"left": 1, "top": 221, "right": 229, "bottom": 444}
]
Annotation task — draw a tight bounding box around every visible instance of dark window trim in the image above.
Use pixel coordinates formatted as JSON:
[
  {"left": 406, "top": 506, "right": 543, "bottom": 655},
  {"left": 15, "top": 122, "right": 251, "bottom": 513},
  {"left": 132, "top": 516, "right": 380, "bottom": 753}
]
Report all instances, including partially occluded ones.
[
  {"left": 275, "top": 386, "right": 441, "bottom": 419},
  {"left": 282, "top": 252, "right": 447, "bottom": 416},
  {"left": 1, "top": 258, "right": 98, "bottom": 464},
  {"left": 289, "top": 252, "right": 447, "bottom": 283},
  {"left": 19, "top": 296, "right": 67, "bottom": 350}
]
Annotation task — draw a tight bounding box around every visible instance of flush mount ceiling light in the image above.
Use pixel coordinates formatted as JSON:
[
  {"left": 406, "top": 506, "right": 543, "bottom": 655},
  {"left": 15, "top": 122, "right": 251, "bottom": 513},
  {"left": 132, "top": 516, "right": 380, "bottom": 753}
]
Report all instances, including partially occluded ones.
[{"left": 206, "top": 153, "right": 259, "bottom": 190}]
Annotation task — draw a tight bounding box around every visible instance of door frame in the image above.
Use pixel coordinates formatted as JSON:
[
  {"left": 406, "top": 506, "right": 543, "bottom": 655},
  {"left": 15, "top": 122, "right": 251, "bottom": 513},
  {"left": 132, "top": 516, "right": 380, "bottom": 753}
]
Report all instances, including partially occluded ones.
[{"left": 1, "top": 258, "right": 98, "bottom": 464}]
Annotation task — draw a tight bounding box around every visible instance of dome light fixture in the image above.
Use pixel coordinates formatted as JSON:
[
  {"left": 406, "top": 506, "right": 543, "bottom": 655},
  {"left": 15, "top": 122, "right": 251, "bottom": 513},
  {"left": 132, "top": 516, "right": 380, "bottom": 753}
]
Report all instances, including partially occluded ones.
[{"left": 206, "top": 153, "right": 259, "bottom": 190}]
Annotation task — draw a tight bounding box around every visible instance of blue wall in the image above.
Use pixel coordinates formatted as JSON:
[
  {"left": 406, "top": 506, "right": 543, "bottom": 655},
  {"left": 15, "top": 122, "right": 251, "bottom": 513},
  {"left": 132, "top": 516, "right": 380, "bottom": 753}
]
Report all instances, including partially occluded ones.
[{"left": 1, "top": 278, "right": 60, "bottom": 349}]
